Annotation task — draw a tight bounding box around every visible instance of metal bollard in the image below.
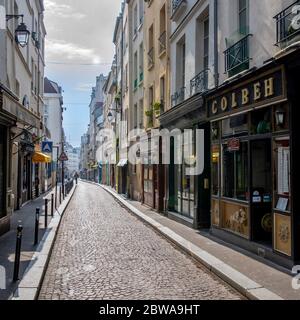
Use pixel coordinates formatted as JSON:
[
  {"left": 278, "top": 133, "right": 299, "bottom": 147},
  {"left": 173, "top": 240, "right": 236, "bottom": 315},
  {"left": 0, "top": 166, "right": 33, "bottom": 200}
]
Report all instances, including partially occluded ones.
[
  {"left": 34, "top": 208, "right": 40, "bottom": 245},
  {"left": 45, "top": 199, "right": 48, "bottom": 228},
  {"left": 55, "top": 186, "right": 57, "bottom": 209},
  {"left": 13, "top": 224, "right": 23, "bottom": 282},
  {"left": 51, "top": 194, "right": 54, "bottom": 217}
]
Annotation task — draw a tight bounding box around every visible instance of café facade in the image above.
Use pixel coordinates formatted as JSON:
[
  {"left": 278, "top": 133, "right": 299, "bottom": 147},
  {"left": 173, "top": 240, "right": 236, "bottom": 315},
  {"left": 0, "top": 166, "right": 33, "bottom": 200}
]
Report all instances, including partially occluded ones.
[{"left": 206, "top": 49, "right": 300, "bottom": 268}]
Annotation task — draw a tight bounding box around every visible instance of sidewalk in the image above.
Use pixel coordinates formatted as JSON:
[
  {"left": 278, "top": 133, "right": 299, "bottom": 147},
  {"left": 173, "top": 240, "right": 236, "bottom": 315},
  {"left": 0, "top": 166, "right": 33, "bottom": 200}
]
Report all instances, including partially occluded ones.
[
  {"left": 0, "top": 188, "right": 60, "bottom": 300},
  {"left": 98, "top": 183, "right": 299, "bottom": 300}
]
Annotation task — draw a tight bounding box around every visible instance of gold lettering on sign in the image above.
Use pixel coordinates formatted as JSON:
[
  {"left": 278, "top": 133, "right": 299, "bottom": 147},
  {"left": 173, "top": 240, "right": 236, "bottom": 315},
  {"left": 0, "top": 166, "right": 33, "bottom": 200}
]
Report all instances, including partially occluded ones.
[
  {"left": 242, "top": 88, "right": 249, "bottom": 105},
  {"left": 231, "top": 92, "right": 237, "bottom": 109},
  {"left": 221, "top": 97, "right": 228, "bottom": 111},
  {"left": 212, "top": 101, "right": 218, "bottom": 114},
  {"left": 264, "top": 77, "right": 274, "bottom": 97},
  {"left": 254, "top": 82, "right": 262, "bottom": 101}
]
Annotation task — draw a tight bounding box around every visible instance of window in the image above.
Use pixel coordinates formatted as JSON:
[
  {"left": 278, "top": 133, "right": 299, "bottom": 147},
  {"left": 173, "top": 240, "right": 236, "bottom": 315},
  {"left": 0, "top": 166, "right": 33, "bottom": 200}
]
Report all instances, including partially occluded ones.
[
  {"left": 134, "top": 51, "right": 138, "bottom": 89},
  {"left": 139, "top": 42, "right": 144, "bottom": 82},
  {"left": 203, "top": 18, "right": 209, "bottom": 70},
  {"left": 212, "top": 144, "right": 220, "bottom": 196},
  {"left": 133, "top": 5, "right": 138, "bottom": 36},
  {"left": 134, "top": 104, "right": 138, "bottom": 129},
  {"left": 160, "top": 76, "right": 165, "bottom": 113},
  {"left": 238, "top": 0, "right": 249, "bottom": 35},
  {"left": 222, "top": 141, "right": 248, "bottom": 201},
  {"left": 148, "top": 25, "right": 154, "bottom": 68},
  {"left": 139, "top": 0, "right": 144, "bottom": 25},
  {"left": 176, "top": 36, "right": 186, "bottom": 91},
  {"left": 139, "top": 99, "right": 144, "bottom": 128}
]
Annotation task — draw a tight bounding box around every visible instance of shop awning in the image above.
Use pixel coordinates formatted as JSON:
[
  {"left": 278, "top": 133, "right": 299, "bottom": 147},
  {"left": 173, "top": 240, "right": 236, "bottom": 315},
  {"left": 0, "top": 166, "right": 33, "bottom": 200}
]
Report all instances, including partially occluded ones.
[
  {"left": 32, "top": 152, "right": 51, "bottom": 163},
  {"left": 117, "top": 159, "right": 128, "bottom": 167}
]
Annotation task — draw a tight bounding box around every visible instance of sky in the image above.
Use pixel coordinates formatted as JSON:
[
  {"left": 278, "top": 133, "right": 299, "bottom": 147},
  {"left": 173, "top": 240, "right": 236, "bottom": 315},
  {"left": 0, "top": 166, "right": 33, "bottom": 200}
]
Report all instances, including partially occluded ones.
[{"left": 44, "top": 0, "right": 121, "bottom": 147}]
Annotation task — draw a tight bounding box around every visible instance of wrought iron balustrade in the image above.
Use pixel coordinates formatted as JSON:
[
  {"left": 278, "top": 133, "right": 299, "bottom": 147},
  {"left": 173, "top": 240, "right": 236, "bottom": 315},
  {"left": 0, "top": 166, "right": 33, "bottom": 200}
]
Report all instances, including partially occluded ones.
[
  {"left": 274, "top": 0, "right": 300, "bottom": 45},
  {"left": 171, "top": 87, "right": 185, "bottom": 107},
  {"left": 224, "top": 34, "right": 252, "bottom": 74},
  {"left": 190, "top": 69, "right": 209, "bottom": 96}
]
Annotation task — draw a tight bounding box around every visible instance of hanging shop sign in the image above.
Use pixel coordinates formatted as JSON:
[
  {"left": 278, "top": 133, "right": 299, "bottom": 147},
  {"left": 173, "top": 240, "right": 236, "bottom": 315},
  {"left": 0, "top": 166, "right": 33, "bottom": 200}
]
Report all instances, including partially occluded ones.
[{"left": 207, "top": 66, "right": 287, "bottom": 119}]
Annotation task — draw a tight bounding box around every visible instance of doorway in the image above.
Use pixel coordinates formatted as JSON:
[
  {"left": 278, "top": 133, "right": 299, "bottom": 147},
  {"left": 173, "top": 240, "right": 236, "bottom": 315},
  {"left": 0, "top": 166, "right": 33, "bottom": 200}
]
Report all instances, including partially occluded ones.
[
  {"left": 250, "top": 139, "right": 272, "bottom": 244},
  {"left": 0, "top": 126, "right": 6, "bottom": 218}
]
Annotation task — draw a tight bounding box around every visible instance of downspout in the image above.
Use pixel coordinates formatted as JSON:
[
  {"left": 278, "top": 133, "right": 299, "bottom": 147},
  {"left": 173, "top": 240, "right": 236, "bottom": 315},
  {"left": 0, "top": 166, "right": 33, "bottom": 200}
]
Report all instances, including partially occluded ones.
[{"left": 214, "top": 0, "right": 219, "bottom": 88}]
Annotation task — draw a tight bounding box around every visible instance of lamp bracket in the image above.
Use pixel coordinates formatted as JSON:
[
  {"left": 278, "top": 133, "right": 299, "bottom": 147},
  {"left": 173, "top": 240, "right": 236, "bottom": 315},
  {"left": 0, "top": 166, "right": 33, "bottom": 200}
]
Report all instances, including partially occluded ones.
[{"left": 6, "top": 14, "right": 24, "bottom": 22}]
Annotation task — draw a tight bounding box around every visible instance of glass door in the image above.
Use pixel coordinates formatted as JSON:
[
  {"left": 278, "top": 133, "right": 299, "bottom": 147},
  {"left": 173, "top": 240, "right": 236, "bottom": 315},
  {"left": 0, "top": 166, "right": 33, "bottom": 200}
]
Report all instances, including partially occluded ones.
[{"left": 250, "top": 139, "right": 272, "bottom": 243}]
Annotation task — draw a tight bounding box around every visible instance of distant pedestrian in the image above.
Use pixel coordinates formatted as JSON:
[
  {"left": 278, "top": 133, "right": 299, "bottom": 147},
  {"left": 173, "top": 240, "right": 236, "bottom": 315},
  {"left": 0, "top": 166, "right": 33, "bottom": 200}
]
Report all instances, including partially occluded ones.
[{"left": 74, "top": 172, "right": 79, "bottom": 185}]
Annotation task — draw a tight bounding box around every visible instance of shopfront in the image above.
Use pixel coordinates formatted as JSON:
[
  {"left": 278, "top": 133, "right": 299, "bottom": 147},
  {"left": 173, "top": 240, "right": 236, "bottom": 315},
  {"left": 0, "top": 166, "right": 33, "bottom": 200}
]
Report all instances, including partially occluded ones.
[
  {"left": 207, "top": 62, "right": 299, "bottom": 268},
  {"left": 0, "top": 125, "right": 6, "bottom": 220},
  {"left": 160, "top": 93, "right": 210, "bottom": 228}
]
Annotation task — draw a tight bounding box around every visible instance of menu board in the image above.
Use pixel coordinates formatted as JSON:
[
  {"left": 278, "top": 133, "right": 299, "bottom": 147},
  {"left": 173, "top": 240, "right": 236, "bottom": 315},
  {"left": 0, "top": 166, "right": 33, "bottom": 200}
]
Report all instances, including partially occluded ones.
[{"left": 277, "top": 147, "right": 290, "bottom": 195}]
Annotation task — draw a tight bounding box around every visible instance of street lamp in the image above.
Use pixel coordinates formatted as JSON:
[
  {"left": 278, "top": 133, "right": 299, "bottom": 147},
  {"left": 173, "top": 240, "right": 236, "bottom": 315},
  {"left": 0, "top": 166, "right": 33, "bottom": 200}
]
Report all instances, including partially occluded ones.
[
  {"left": 6, "top": 14, "right": 30, "bottom": 47},
  {"left": 275, "top": 106, "right": 286, "bottom": 127}
]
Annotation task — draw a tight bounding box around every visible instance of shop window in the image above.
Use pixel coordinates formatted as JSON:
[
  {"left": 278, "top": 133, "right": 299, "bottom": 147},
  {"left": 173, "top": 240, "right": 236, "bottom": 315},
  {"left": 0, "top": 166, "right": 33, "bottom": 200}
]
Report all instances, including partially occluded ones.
[
  {"left": 212, "top": 145, "right": 220, "bottom": 196},
  {"left": 273, "top": 137, "right": 290, "bottom": 213},
  {"left": 0, "top": 127, "right": 5, "bottom": 218},
  {"left": 223, "top": 141, "right": 249, "bottom": 201},
  {"left": 222, "top": 114, "right": 248, "bottom": 137},
  {"left": 250, "top": 108, "right": 271, "bottom": 135}
]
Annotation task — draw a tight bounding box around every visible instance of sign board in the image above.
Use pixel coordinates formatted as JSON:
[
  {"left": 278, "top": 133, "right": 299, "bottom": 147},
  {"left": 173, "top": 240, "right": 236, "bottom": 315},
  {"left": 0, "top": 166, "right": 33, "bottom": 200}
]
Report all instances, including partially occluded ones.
[
  {"left": 228, "top": 138, "right": 240, "bottom": 152},
  {"left": 58, "top": 152, "right": 68, "bottom": 162},
  {"left": 42, "top": 141, "right": 53, "bottom": 153},
  {"left": 207, "top": 66, "right": 286, "bottom": 119}
]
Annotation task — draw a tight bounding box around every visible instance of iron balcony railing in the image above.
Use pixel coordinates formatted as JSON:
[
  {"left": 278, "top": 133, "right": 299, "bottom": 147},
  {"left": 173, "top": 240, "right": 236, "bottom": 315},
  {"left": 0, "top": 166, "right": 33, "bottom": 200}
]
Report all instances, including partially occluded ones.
[
  {"left": 139, "top": 71, "right": 143, "bottom": 82},
  {"left": 171, "top": 87, "right": 185, "bottom": 107},
  {"left": 190, "top": 69, "right": 209, "bottom": 96},
  {"left": 224, "top": 34, "right": 252, "bottom": 74},
  {"left": 148, "top": 47, "right": 155, "bottom": 69},
  {"left": 134, "top": 78, "right": 138, "bottom": 89},
  {"left": 158, "top": 31, "right": 166, "bottom": 55},
  {"left": 172, "top": 0, "right": 186, "bottom": 14},
  {"left": 274, "top": 0, "right": 300, "bottom": 45}
]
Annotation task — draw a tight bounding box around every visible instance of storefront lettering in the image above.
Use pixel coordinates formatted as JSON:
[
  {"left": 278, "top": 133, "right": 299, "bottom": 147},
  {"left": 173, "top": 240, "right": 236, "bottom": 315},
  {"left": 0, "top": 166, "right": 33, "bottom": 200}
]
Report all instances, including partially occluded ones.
[{"left": 207, "top": 67, "right": 285, "bottom": 118}]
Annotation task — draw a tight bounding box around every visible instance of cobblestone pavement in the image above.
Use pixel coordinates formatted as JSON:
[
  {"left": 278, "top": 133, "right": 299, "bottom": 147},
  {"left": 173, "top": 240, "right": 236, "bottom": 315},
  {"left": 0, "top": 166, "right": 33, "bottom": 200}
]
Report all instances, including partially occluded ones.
[{"left": 38, "top": 182, "right": 242, "bottom": 300}]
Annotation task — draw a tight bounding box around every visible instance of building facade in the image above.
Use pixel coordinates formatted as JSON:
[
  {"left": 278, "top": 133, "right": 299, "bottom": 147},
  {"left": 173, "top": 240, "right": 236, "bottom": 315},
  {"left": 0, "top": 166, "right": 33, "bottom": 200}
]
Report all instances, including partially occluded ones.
[
  {"left": 206, "top": 0, "right": 300, "bottom": 268},
  {"left": 43, "top": 77, "right": 64, "bottom": 186},
  {"left": 0, "top": 0, "right": 46, "bottom": 235}
]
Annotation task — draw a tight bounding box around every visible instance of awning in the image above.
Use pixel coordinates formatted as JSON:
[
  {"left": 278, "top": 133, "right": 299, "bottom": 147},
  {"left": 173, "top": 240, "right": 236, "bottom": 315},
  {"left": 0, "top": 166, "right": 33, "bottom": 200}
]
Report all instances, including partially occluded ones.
[
  {"left": 117, "top": 159, "right": 128, "bottom": 167},
  {"left": 32, "top": 152, "right": 51, "bottom": 163}
]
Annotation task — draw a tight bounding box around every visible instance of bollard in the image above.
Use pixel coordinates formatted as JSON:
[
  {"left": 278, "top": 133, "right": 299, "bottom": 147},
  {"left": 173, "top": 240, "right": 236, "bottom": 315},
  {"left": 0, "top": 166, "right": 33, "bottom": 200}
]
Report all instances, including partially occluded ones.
[
  {"left": 51, "top": 194, "right": 54, "bottom": 217},
  {"left": 45, "top": 199, "right": 48, "bottom": 228},
  {"left": 13, "top": 224, "right": 23, "bottom": 282},
  {"left": 34, "top": 208, "right": 40, "bottom": 245},
  {"left": 55, "top": 185, "right": 57, "bottom": 209}
]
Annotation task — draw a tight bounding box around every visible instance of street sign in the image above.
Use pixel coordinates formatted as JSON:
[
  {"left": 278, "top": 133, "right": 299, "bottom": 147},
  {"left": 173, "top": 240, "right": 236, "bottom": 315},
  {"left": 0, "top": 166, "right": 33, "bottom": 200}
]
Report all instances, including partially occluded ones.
[
  {"left": 58, "top": 152, "right": 68, "bottom": 162},
  {"left": 42, "top": 141, "right": 53, "bottom": 153}
]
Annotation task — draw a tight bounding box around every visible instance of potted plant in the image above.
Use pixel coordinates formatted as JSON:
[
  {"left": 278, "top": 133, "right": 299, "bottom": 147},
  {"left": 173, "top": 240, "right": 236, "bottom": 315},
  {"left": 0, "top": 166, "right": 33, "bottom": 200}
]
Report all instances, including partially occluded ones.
[{"left": 153, "top": 102, "right": 162, "bottom": 118}]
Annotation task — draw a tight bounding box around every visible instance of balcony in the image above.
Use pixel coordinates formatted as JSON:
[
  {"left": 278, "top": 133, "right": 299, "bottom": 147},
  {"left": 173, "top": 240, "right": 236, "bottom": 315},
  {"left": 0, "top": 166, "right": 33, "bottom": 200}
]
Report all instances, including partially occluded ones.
[
  {"left": 148, "top": 47, "right": 155, "bottom": 69},
  {"left": 171, "top": 87, "right": 185, "bottom": 107},
  {"left": 190, "top": 69, "right": 209, "bottom": 96},
  {"left": 171, "top": 0, "right": 187, "bottom": 21},
  {"left": 224, "top": 34, "right": 252, "bottom": 76},
  {"left": 158, "top": 31, "right": 166, "bottom": 56},
  {"left": 274, "top": 0, "right": 300, "bottom": 47}
]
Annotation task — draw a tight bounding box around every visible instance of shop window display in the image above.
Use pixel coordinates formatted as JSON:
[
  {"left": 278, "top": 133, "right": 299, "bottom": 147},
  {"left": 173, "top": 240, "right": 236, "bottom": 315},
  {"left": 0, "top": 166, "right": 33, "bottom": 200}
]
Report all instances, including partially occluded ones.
[{"left": 223, "top": 141, "right": 248, "bottom": 201}]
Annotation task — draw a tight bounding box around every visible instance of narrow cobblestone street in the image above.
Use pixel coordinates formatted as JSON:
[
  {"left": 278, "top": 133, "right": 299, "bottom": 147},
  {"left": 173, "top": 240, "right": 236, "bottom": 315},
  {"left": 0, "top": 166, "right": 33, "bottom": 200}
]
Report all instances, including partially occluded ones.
[{"left": 38, "top": 182, "right": 242, "bottom": 300}]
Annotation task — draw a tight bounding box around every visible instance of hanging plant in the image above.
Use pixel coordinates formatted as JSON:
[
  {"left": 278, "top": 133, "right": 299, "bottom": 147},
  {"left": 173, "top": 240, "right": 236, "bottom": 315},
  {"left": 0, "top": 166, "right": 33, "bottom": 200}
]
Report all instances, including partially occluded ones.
[
  {"left": 145, "top": 109, "right": 153, "bottom": 117},
  {"left": 153, "top": 102, "right": 162, "bottom": 117}
]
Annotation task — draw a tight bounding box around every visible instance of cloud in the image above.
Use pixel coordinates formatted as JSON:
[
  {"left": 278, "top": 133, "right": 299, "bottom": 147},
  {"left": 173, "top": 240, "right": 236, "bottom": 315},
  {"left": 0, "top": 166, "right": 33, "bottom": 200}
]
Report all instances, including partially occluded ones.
[
  {"left": 75, "top": 82, "right": 95, "bottom": 92},
  {"left": 44, "top": 0, "right": 86, "bottom": 19},
  {"left": 46, "top": 39, "right": 101, "bottom": 63}
]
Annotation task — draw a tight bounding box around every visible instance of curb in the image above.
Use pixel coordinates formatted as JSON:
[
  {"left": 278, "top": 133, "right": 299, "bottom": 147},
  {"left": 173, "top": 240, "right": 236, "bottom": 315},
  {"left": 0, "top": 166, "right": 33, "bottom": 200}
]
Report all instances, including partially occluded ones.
[
  {"left": 11, "top": 184, "right": 78, "bottom": 300},
  {"left": 96, "top": 183, "right": 283, "bottom": 301}
]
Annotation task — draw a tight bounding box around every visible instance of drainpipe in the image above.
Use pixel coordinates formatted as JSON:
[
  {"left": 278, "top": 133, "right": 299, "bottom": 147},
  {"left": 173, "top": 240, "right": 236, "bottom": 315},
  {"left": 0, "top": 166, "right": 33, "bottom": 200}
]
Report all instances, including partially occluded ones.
[{"left": 214, "top": 0, "right": 219, "bottom": 88}]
